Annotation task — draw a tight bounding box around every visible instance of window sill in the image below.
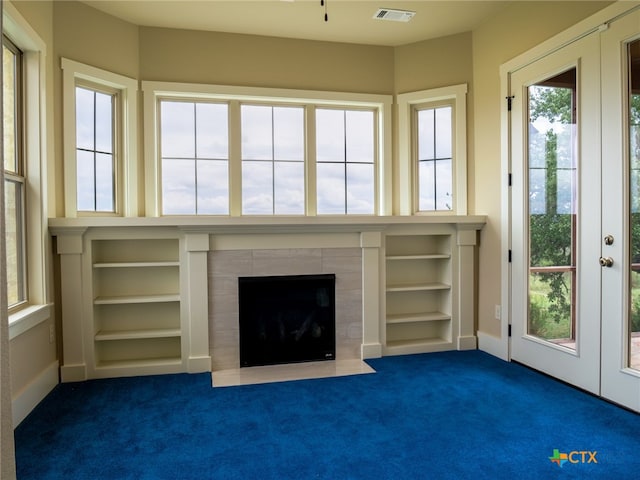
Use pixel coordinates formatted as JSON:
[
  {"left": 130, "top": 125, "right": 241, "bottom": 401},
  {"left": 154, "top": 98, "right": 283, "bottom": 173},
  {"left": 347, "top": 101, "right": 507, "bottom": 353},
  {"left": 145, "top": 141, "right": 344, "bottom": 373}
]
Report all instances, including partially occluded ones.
[{"left": 9, "top": 304, "right": 51, "bottom": 340}]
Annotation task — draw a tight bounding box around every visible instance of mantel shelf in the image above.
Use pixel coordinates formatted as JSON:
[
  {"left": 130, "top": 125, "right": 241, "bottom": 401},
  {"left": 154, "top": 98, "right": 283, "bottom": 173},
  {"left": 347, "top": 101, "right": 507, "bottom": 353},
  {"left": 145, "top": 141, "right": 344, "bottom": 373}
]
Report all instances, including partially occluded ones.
[{"left": 49, "top": 214, "right": 487, "bottom": 235}]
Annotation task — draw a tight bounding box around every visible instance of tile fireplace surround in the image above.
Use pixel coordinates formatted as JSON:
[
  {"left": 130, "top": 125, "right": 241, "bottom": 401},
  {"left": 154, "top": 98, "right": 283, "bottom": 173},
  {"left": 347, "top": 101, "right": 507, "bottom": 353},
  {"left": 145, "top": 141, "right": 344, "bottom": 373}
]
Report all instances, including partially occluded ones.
[
  {"left": 209, "top": 248, "right": 363, "bottom": 371},
  {"left": 50, "top": 215, "right": 485, "bottom": 381}
]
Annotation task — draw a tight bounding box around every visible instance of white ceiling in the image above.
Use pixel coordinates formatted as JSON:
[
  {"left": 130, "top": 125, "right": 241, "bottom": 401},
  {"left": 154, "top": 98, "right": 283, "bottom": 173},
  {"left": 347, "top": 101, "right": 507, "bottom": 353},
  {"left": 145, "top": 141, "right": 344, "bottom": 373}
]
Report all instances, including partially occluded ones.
[{"left": 80, "top": 0, "right": 515, "bottom": 47}]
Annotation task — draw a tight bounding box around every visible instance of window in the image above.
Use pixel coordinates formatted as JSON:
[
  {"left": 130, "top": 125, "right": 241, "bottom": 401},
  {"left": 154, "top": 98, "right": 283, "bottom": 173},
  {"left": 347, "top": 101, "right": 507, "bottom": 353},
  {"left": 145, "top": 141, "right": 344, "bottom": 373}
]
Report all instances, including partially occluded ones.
[
  {"left": 144, "top": 82, "right": 391, "bottom": 216},
  {"left": 62, "top": 58, "right": 138, "bottom": 217},
  {"left": 316, "top": 108, "right": 375, "bottom": 214},
  {"left": 160, "top": 100, "right": 229, "bottom": 215},
  {"left": 75, "top": 85, "right": 116, "bottom": 212},
  {"left": 3, "top": 2, "right": 51, "bottom": 333},
  {"left": 3, "top": 37, "right": 26, "bottom": 308},
  {"left": 416, "top": 105, "right": 453, "bottom": 211},
  {"left": 397, "top": 84, "right": 468, "bottom": 215},
  {"left": 241, "top": 104, "right": 304, "bottom": 215}
]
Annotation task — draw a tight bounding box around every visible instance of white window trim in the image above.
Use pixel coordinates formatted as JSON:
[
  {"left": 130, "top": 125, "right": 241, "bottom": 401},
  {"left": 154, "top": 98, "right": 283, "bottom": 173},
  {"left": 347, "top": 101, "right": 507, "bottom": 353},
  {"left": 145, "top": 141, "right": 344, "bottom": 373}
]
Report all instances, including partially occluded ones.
[
  {"left": 142, "top": 81, "right": 393, "bottom": 216},
  {"left": 61, "top": 58, "right": 138, "bottom": 217},
  {"left": 397, "top": 84, "right": 468, "bottom": 215},
  {"left": 3, "top": 1, "right": 48, "bottom": 329}
]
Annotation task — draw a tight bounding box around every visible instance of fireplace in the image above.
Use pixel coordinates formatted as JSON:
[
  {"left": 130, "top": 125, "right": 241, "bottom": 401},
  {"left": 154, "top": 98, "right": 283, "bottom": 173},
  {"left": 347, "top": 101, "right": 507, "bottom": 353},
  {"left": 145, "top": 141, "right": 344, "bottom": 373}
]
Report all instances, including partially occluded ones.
[{"left": 238, "top": 274, "right": 336, "bottom": 367}]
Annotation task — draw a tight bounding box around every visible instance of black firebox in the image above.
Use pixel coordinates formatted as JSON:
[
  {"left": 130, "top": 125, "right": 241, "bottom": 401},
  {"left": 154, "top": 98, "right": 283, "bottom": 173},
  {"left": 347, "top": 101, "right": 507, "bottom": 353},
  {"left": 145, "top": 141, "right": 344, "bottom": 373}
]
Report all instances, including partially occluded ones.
[{"left": 238, "top": 274, "right": 336, "bottom": 368}]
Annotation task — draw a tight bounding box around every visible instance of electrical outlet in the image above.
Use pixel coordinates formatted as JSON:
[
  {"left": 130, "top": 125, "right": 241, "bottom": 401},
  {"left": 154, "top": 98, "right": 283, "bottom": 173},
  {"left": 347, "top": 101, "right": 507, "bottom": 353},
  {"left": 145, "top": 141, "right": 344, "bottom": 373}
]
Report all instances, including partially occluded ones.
[{"left": 494, "top": 305, "right": 501, "bottom": 320}]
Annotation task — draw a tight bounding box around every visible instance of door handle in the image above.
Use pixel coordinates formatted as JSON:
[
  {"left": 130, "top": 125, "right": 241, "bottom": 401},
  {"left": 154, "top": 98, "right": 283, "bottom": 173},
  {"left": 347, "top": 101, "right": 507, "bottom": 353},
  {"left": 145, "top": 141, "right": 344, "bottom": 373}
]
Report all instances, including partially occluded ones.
[{"left": 599, "top": 257, "right": 614, "bottom": 268}]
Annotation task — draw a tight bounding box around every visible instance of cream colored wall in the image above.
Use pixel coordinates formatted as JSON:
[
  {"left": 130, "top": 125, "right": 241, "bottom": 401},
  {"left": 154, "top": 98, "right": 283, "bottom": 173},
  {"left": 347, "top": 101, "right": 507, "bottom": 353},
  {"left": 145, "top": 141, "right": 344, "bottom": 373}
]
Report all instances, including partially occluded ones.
[
  {"left": 53, "top": 0, "right": 138, "bottom": 77},
  {"left": 139, "top": 27, "right": 393, "bottom": 94},
  {"left": 394, "top": 32, "right": 473, "bottom": 95},
  {"left": 472, "top": 1, "right": 612, "bottom": 338}
]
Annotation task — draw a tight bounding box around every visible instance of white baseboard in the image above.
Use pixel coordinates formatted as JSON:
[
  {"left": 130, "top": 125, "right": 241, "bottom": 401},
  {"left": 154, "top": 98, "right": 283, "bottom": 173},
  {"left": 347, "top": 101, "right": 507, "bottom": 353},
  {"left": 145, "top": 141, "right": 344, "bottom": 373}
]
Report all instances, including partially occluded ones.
[
  {"left": 361, "top": 342, "right": 382, "bottom": 359},
  {"left": 477, "top": 331, "right": 509, "bottom": 361},
  {"left": 60, "top": 363, "right": 87, "bottom": 382},
  {"left": 13, "top": 361, "right": 59, "bottom": 428},
  {"left": 188, "top": 356, "right": 212, "bottom": 373},
  {"left": 457, "top": 335, "right": 478, "bottom": 350}
]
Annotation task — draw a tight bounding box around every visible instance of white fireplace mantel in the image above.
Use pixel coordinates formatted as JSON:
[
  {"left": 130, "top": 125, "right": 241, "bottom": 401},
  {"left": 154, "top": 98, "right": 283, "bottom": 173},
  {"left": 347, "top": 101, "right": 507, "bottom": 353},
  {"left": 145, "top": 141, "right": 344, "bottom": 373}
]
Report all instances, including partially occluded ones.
[
  {"left": 49, "top": 215, "right": 486, "bottom": 233},
  {"left": 50, "top": 215, "right": 485, "bottom": 381}
]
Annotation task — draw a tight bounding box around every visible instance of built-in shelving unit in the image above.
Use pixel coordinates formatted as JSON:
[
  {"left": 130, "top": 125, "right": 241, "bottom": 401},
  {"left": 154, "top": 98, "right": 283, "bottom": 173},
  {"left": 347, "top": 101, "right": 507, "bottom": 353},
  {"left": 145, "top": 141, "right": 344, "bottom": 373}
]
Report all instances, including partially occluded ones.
[
  {"left": 90, "top": 238, "right": 182, "bottom": 375},
  {"left": 384, "top": 233, "right": 453, "bottom": 355},
  {"left": 51, "top": 216, "right": 483, "bottom": 381}
]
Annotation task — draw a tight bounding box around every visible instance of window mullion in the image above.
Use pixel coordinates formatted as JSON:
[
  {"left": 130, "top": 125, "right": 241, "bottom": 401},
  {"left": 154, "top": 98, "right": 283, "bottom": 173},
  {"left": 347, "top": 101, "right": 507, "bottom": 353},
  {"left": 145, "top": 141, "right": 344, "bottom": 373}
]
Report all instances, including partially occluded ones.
[
  {"left": 305, "top": 105, "right": 317, "bottom": 216},
  {"left": 432, "top": 109, "right": 437, "bottom": 211},
  {"left": 343, "top": 110, "right": 348, "bottom": 214},
  {"left": 193, "top": 103, "right": 199, "bottom": 214},
  {"left": 271, "top": 107, "right": 276, "bottom": 214},
  {"left": 228, "top": 100, "right": 242, "bottom": 216}
]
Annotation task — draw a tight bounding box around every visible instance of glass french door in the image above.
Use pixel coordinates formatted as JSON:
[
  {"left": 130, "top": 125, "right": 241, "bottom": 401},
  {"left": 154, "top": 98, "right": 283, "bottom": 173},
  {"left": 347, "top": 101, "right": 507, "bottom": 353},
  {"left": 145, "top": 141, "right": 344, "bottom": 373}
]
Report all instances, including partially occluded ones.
[
  {"left": 510, "top": 8, "right": 640, "bottom": 412},
  {"left": 600, "top": 9, "right": 640, "bottom": 412},
  {"left": 510, "top": 33, "right": 602, "bottom": 395}
]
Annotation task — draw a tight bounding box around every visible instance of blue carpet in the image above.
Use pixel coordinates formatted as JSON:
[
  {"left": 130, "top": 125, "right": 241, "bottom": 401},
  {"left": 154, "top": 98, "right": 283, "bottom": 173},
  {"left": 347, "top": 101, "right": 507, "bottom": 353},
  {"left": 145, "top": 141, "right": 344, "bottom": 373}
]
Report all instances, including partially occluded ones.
[{"left": 14, "top": 351, "right": 640, "bottom": 479}]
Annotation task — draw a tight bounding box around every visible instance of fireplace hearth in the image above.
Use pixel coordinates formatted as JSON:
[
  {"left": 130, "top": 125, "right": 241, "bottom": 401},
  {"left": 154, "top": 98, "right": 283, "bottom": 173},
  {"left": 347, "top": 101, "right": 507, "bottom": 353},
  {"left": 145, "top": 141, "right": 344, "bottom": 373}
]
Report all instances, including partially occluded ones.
[{"left": 238, "top": 274, "right": 336, "bottom": 367}]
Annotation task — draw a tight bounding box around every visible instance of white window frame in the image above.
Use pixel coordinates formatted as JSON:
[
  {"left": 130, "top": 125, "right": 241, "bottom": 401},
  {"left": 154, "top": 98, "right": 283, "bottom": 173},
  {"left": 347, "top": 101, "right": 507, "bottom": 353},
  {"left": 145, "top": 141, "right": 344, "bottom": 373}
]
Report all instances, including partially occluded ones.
[
  {"left": 142, "top": 81, "right": 392, "bottom": 217},
  {"left": 4, "top": 1, "right": 51, "bottom": 336},
  {"left": 397, "top": 84, "right": 468, "bottom": 215},
  {"left": 3, "top": 36, "right": 27, "bottom": 309},
  {"left": 61, "top": 58, "right": 138, "bottom": 217}
]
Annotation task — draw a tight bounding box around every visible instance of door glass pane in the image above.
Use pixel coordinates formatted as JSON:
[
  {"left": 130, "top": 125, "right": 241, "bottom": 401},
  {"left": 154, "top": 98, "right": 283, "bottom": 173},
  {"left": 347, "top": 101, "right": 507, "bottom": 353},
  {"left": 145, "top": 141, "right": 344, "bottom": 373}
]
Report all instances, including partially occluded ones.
[
  {"left": 527, "top": 68, "right": 577, "bottom": 349},
  {"left": 628, "top": 39, "right": 640, "bottom": 371}
]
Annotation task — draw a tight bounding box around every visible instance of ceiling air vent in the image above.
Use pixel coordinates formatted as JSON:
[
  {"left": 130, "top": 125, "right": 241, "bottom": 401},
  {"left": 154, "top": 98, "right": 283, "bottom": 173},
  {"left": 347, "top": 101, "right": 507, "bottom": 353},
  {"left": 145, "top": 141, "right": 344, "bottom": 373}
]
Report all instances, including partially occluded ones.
[{"left": 373, "top": 8, "right": 416, "bottom": 22}]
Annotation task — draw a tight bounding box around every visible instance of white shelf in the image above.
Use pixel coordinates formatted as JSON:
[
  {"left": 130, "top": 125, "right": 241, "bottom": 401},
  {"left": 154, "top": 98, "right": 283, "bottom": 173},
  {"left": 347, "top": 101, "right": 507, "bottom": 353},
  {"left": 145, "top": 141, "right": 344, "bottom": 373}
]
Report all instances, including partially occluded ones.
[
  {"left": 384, "top": 337, "right": 452, "bottom": 356},
  {"left": 93, "top": 261, "right": 179, "bottom": 268},
  {"left": 384, "top": 233, "right": 453, "bottom": 356},
  {"left": 386, "top": 337, "right": 450, "bottom": 348},
  {"left": 95, "top": 328, "right": 181, "bottom": 341},
  {"left": 386, "top": 312, "right": 451, "bottom": 324},
  {"left": 87, "top": 237, "right": 183, "bottom": 378},
  {"left": 386, "top": 282, "right": 450, "bottom": 293},
  {"left": 386, "top": 254, "right": 450, "bottom": 261},
  {"left": 95, "top": 357, "right": 182, "bottom": 370},
  {"left": 94, "top": 294, "right": 180, "bottom": 305}
]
